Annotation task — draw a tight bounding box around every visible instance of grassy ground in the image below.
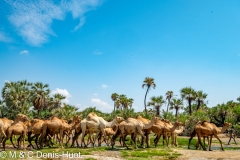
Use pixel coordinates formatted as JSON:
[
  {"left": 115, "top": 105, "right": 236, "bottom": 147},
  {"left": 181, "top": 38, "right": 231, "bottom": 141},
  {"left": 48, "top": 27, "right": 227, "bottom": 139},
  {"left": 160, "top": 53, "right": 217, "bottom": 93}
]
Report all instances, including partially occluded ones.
[{"left": 1, "top": 135, "right": 239, "bottom": 160}]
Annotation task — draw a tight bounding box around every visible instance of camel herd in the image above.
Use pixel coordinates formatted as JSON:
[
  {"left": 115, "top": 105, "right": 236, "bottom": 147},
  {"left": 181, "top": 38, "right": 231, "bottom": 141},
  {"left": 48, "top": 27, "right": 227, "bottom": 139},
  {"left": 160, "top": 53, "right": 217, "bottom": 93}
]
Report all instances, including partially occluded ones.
[{"left": 0, "top": 113, "right": 232, "bottom": 151}]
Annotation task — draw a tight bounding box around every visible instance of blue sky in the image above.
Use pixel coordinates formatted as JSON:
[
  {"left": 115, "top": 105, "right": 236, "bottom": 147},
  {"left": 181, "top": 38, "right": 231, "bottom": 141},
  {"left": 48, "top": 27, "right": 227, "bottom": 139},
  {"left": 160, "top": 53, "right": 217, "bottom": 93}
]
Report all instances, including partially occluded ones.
[{"left": 0, "top": 0, "right": 240, "bottom": 113}]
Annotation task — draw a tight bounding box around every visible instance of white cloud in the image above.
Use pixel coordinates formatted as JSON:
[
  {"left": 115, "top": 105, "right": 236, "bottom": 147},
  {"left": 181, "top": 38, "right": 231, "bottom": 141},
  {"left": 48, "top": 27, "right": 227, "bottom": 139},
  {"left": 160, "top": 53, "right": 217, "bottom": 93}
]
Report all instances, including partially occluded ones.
[
  {"left": 93, "top": 93, "right": 98, "bottom": 96},
  {"left": 91, "top": 98, "right": 112, "bottom": 111},
  {"left": 101, "top": 84, "right": 108, "bottom": 89},
  {"left": 5, "top": 0, "right": 101, "bottom": 46},
  {"left": 4, "top": 80, "right": 10, "bottom": 83},
  {"left": 51, "top": 88, "right": 72, "bottom": 104},
  {"left": 0, "top": 31, "right": 13, "bottom": 43},
  {"left": 19, "top": 50, "right": 29, "bottom": 55}
]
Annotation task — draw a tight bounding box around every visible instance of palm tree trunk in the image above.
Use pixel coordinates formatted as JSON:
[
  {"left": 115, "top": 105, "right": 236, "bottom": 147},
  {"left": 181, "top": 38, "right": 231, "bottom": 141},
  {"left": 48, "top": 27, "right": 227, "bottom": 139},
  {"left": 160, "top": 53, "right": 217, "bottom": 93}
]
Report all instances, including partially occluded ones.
[
  {"left": 167, "top": 99, "right": 170, "bottom": 113},
  {"left": 175, "top": 108, "right": 178, "bottom": 117},
  {"left": 188, "top": 99, "right": 192, "bottom": 115},
  {"left": 156, "top": 107, "right": 160, "bottom": 116},
  {"left": 144, "top": 87, "right": 149, "bottom": 115},
  {"left": 113, "top": 102, "right": 115, "bottom": 111},
  {"left": 197, "top": 99, "right": 201, "bottom": 110}
]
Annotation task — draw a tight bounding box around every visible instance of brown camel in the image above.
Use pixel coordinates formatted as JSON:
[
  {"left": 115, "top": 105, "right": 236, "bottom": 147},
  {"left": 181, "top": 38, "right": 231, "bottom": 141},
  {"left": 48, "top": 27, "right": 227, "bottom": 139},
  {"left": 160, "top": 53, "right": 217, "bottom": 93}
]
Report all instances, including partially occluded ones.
[
  {"left": 163, "top": 121, "right": 183, "bottom": 147},
  {"left": 40, "top": 115, "right": 80, "bottom": 149},
  {"left": 188, "top": 121, "right": 231, "bottom": 151},
  {"left": 171, "top": 126, "right": 185, "bottom": 146},
  {"left": 152, "top": 119, "right": 180, "bottom": 147},
  {"left": 136, "top": 115, "right": 152, "bottom": 148},
  {"left": 0, "top": 118, "right": 14, "bottom": 146},
  {"left": 2, "top": 114, "right": 28, "bottom": 150},
  {"left": 27, "top": 118, "right": 45, "bottom": 149},
  {"left": 111, "top": 116, "right": 159, "bottom": 149}
]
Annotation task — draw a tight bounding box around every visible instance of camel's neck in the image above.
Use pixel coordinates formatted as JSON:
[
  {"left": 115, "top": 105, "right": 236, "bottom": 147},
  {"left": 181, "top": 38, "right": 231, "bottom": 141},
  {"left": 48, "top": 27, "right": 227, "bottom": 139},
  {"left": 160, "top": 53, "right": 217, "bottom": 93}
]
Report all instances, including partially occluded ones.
[
  {"left": 143, "top": 118, "right": 154, "bottom": 129},
  {"left": 106, "top": 118, "right": 117, "bottom": 128},
  {"left": 174, "top": 126, "right": 184, "bottom": 134},
  {"left": 219, "top": 125, "right": 229, "bottom": 134},
  {"left": 170, "top": 124, "right": 179, "bottom": 132}
]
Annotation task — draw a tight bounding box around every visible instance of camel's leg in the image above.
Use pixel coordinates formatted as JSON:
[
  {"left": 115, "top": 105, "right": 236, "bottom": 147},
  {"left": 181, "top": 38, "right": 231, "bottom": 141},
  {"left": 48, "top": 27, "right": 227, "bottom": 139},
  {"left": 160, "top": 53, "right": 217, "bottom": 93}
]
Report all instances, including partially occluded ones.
[
  {"left": 65, "top": 132, "right": 71, "bottom": 147},
  {"left": 59, "top": 129, "right": 64, "bottom": 149},
  {"left": 188, "top": 129, "right": 196, "bottom": 149},
  {"left": 208, "top": 135, "right": 213, "bottom": 151},
  {"left": 2, "top": 137, "right": 9, "bottom": 151},
  {"left": 34, "top": 135, "right": 40, "bottom": 149},
  {"left": 22, "top": 132, "right": 26, "bottom": 150},
  {"left": 214, "top": 134, "right": 224, "bottom": 151},
  {"left": 197, "top": 133, "right": 206, "bottom": 151},
  {"left": 155, "top": 134, "right": 162, "bottom": 147},
  {"left": 137, "top": 128, "right": 146, "bottom": 149},
  {"left": 27, "top": 132, "right": 34, "bottom": 149},
  {"left": 10, "top": 135, "right": 17, "bottom": 148},
  {"left": 132, "top": 134, "right": 138, "bottom": 149}
]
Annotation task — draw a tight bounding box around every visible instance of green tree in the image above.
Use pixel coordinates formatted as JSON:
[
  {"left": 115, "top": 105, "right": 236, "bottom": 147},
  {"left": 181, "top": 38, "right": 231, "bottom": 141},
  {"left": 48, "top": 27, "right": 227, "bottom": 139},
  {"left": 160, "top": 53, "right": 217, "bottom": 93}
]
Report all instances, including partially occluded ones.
[
  {"left": 180, "top": 87, "right": 196, "bottom": 115},
  {"left": 31, "top": 82, "right": 50, "bottom": 115},
  {"left": 170, "top": 98, "right": 184, "bottom": 117},
  {"left": 237, "top": 96, "right": 240, "bottom": 103},
  {"left": 111, "top": 93, "right": 119, "bottom": 111},
  {"left": 142, "top": 77, "right": 156, "bottom": 115},
  {"left": 195, "top": 91, "right": 207, "bottom": 110},
  {"left": 147, "top": 96, "right": 165, "bottom": 116},
  {"left": 1, "top": 80, "right": 32, "bottom": 118},
  {"left": 51, "top": 104, "right": 78, "bottom": 119},
  {"left": 127, "top": 98, "right": 134, "bottom": 109},
  {"left": 49, "top": 93, "right": 66, "bottom": 110},
  {"left": 166, "top": 91, "right": 174, "bottom": 113}
]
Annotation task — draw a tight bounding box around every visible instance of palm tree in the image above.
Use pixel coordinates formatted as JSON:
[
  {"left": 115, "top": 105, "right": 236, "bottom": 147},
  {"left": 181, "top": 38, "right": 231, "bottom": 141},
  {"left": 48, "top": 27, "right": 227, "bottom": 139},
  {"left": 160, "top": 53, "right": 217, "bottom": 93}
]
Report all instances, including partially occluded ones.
[
  {"left": 127, "top": 98, "right": 134, "bottom": 109},
  {"left": 195, "top": 91, "right": 208, "bottom": 110},
  {"left": 31, "top": 82, "right": 50, "bottom": 115},
  {"left": 50, "top": 93, "right": 66, "bottom": 109},
  {"left": 52, "top": 103, "right": 78, "bottom": 119},
  {"left": 142, "top": 77, "right": 156, "bottom": 115},
  {"left": 147, "top": 96, "right": 165, "bottom": 116},
  {"left": 1, "top": 80, "right": 32, "bottom": 118},
  {"left": 111, "top": 93, "right": 119, "bottom": 111},
  {"left": 170, "top": 98, "right": 184, "bottom": 117},
  {"left": 119, "top": 94, "right": 128, "bottom": 110},
  {"left": 180, "top": 87, "right": 196, "bottom": 115},
  {"left": 237, "top": 96, "right": 240, "bottom": 103},
  {"left": 166, "top": 91, "right": 174, "bottom": 113}
]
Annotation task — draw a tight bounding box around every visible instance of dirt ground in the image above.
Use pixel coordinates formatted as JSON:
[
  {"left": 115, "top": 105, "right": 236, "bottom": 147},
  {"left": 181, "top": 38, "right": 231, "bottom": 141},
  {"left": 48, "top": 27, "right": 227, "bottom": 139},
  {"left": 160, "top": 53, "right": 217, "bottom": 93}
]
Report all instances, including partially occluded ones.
[
  {"left": 175, "top": 135, "right": 240, "bottom": 160},
  {"left": 81, "top": 135, "right": 240, "bottom": 160}
]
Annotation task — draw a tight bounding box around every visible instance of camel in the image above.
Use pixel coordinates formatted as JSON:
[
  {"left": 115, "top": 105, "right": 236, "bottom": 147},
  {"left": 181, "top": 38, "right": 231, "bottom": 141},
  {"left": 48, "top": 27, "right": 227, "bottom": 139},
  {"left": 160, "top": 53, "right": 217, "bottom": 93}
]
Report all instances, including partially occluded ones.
[
  {"left": 136, "top": 115, "right": 152, "bottom": 148},
  {"left": 188, "top": 121, "right": 231, "bottom": 151},
  {"left": 27, "top": 118, "right": 45, "bottom": 149},
  {"left": 152, "top": 119, "right": 182, "bottom": 147},
  {"left": 2, "top": 114, "right": 28, "bottom": 150},
  {"left": 151, "top": 119, "right": 166, "bottom": 147},
  {"left": 62, "top": 117, "right": 81, "bottom": 147},
  {"left": 162, "top": 121, "right": 183, "bottom": 147},
  {"left": 171, "top": 126, "right": 185, "bottom": 146},
  {"left": 111, "top": 116, "right": 159, "bottom": 149},
  {"left": 0, "top": 118, "right": 14, "bottom": 146},
  {"left": 81, "top": 113, "right": 124, "bottom": 147},
  {"left": 40, "top": 115, "right": 80, "bottom": 149}
]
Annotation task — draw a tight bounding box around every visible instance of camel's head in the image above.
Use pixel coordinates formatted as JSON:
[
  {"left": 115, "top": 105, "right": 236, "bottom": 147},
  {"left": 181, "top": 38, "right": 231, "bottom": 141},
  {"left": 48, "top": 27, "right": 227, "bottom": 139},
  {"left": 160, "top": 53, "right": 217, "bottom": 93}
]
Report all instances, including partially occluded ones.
[
  {"left": 16, "top": 114, "right": 28, "bottom": 122},
  {"left": 73, "top": 115, "right": 81, "bottom": 123},
  {"left": 136, "top": 115, "right": 142, "bottom": 119},
  {"left": 151, "top": 116, "right": 160, "bottom": 123},
  {"left": 175, "top": 121, "right": 183, "bottom": 126},
  {"left": 224, "top": 122, "right": 232, "bottom": 127},
  {"left": 115, "top": 116, "right": 124, "bottom": 123}
]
